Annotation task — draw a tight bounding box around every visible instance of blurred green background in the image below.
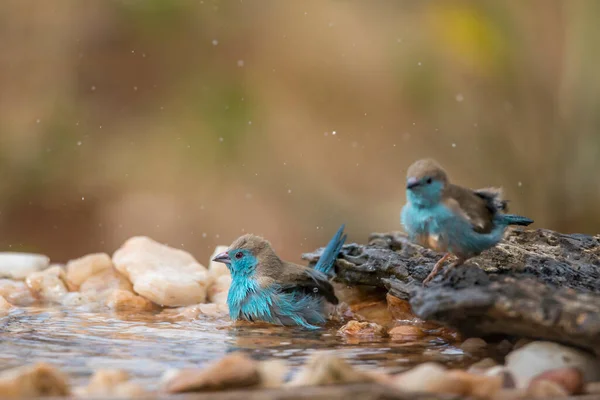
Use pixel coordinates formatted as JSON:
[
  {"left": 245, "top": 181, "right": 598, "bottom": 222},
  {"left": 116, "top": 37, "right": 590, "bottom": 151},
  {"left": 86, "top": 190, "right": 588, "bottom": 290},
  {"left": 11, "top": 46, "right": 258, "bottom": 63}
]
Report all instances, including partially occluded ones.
[{"left": 1, "top": 0, "right": 599, "bottom": 263}]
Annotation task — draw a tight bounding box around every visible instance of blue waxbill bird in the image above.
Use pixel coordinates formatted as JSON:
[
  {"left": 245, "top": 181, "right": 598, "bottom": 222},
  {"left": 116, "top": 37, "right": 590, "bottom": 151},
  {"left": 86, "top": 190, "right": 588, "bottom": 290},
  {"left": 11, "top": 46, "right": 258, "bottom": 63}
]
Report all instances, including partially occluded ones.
[
  {"left": 401, "top": 159, "right": 533, "bottom": 285},
  {"left": 212, "top": 224, "right": 346, "bottom": 329}
]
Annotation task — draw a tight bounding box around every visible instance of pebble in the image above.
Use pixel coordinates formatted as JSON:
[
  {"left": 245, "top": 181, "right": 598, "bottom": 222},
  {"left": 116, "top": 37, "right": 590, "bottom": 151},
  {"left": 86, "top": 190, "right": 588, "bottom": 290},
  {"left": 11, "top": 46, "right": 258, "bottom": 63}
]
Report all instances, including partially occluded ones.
[
  {"left": 0, "top": 253, "right": 50, "bottom": 280},
  {"left": 460, "top": 337, "right": 488, "bottom": 353},
  {"left": 388, "top": 325, "right": 426, "bottom": 342},
  {"left": 66, "top": 253, "right": 114, "bottom": 288},
  {"left": 0, "top": 362, "right": 70, "bottom": 397},
  {"left": 162, "top": 353, "right": 263, "bottom": 393},
  {"left": 0, "top": 279, "right": 36, "bottom": 306},
  {"left": 467, "top": 357, "right": 498, "bottom": 374},
  {"left": 0, "top": 295, "right": 13, "bottom": 313},
  {"left": 506, "top": 341, "right": 600, "bottom": 388},
  {"left": 113, "top": 236, "right": 210, "bottom": 306},
  {"left": 77, "top": 369, "right": 146, "bottom": 397},
  {"left": 337, "top": 320, "right": 387, "bottom": 337},
  {"left": 105, "top": 289, "right": 154, "bottom": 311},
  {"left": 25, "top": 266, "right": 68, "bottom": 303},
  {"left": 289, "top": 353, "right": 380, "bottom": 386},
  {"left": 529, "top": 367, "right": 584, "bottom": 395}
]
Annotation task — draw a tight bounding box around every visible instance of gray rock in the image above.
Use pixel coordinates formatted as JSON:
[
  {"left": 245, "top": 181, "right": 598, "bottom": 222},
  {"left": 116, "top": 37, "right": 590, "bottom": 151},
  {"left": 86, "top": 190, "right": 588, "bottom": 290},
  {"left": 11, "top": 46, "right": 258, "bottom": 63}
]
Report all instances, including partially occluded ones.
[{"left": 304, "top": 229, "right": 600, "bottom": 354}]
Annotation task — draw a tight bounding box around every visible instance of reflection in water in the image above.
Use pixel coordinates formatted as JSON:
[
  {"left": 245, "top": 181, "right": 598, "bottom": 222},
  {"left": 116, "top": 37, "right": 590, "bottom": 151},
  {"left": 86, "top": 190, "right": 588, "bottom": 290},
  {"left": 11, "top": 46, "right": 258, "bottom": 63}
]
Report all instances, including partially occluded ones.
[{"left": 0, "top": 307, "right": 472, "bottom": 389}]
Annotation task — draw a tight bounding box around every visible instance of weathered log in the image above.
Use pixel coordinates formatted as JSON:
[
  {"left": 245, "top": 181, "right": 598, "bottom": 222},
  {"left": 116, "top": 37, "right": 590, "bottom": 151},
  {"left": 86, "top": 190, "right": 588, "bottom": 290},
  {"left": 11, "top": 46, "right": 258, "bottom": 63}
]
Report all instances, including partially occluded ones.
[{"left": 303, "top": 229, "right": 600, "bottom": 354}]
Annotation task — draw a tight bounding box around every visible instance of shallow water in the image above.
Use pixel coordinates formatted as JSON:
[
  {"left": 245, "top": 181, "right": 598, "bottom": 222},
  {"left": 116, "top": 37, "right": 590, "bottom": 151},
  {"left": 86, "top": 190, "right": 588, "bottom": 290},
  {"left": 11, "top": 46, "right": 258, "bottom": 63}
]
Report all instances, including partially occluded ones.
[{"left": 0, "top": 306, "right": 475, "bottom": 389}]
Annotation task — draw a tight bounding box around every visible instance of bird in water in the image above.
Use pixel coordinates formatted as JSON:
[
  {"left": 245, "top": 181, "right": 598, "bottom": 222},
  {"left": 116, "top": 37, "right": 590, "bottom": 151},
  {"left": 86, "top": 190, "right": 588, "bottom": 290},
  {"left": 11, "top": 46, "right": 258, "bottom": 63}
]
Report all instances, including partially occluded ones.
[
  {"left": 212, "top": 224, "right": 346, "bottom": 329},
  {"left": 400, "top": 159, "right": 533, "bottom": 285}
]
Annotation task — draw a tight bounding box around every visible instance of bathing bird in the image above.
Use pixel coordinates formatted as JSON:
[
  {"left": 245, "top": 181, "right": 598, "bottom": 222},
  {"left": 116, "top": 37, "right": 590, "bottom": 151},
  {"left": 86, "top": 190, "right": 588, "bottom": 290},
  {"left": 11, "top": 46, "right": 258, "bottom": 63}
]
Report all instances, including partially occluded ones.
[
  {"left": 212, "top": 224, "right": 346, "bottom": 329},
  {"left": 400, "top": 159, "right": 533, "bottom": 285}
]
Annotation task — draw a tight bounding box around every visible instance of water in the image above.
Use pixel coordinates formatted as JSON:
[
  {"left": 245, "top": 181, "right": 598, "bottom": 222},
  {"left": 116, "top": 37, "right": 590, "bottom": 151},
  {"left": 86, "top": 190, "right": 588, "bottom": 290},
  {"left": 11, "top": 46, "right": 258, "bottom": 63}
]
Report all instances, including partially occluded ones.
[{"left": 0, "top": 306, "right": 474, "bottom": 390}]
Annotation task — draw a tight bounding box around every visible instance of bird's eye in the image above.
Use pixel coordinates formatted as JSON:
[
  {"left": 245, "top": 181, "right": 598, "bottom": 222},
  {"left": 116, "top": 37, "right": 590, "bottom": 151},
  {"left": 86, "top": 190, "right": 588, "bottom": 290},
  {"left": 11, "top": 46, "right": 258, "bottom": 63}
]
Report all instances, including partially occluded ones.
[
  {"left": 426, "top": 177, "right": 433, "bottom": 184},
  {"left": 235, "top": 252, "right": 243, "bottom": 259}
]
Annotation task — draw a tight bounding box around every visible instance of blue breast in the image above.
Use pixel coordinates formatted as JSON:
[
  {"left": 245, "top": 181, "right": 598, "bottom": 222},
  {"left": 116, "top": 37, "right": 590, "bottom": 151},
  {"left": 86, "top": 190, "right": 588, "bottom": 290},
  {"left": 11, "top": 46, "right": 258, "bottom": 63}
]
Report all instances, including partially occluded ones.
[{"left": 228, "top": 278, "right": 328, "bottom": 329}]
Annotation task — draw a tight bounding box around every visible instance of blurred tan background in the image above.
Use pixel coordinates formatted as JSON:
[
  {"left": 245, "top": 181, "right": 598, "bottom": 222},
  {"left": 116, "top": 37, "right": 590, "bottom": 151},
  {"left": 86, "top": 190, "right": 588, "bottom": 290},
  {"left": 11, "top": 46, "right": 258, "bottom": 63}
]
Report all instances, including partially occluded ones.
[{"left": 1, "top": 0, "right": 599, "bottom": 263}]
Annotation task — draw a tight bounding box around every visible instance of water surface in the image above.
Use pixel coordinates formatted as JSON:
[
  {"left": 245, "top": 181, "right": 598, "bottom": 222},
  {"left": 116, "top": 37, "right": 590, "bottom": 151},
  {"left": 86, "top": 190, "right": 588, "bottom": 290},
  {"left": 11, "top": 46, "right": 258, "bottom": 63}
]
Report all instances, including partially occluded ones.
[{"left": 0, "top": 307, "right": 475, "bottom": 389}]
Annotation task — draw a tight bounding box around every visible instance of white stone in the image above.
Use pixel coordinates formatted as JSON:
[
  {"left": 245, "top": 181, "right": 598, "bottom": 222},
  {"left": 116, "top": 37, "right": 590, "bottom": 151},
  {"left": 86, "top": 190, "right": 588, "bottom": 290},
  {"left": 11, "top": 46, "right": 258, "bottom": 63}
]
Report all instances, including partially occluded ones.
[
  {"left": 112, "top": 236, "right": 210, "bottom": 306},
  {"left": 506, "top": 341, "right": 600, "bottom": 388},
  {"left": 25, "top": 266, "right": 68, "bottom": 303},
  {"left": 0, "top": 253, "right": 50, "bottom": 280},
  {"left": 66, "top": 253, "right": 113, "bottom": 287},
  {"left": 208, "top": 275, "right": 231, "bottom": 305}
]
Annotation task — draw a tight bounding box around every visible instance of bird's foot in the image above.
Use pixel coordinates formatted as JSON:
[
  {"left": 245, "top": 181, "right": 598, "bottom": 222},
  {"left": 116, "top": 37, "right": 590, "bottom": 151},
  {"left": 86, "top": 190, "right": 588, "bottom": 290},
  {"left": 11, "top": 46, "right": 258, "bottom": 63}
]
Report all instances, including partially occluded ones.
[{"left": 423, "top": 253, "right": 451, "bottom": 286}]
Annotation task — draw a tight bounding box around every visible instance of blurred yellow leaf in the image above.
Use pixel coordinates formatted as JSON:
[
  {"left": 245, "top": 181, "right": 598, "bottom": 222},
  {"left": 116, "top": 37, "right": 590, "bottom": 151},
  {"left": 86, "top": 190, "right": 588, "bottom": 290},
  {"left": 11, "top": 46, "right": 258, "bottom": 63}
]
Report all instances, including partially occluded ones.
[{"left": 427, "top": 3, "right": 508, "bottom": 73}]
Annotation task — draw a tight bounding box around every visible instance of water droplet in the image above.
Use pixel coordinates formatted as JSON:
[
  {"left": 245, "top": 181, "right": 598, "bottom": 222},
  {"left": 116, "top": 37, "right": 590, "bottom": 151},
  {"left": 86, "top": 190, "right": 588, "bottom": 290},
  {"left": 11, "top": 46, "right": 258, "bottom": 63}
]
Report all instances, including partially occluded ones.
[
  {"left": 287, "top": 189, "right": 292, "bottom": 194},
  {"left": 77, "top": 141, "right": 82, "bottom": 146},
  {"left": 248, "top": 121, "right": 252, "bottom": 125},
  {"left": 81, "top": 197, "right": 85, "bottom": 200},
  {"left": 133, "top": 86, "right": 138, "bottom": 91},
  {"left": 417, "top": 61, "right": 422, "bottom": 66},
  {"left": 36, "top": 119, "right": 40, "bottom": 124},
  {"left": 212, "top": 39, "right": 219, "bottom": 46},
  {"left": 91, "top": 85, "right": 96, "bottom": 91},
  {"left": 452, "top": 143, "right": 457, "bottom": 148},
  {"left": 219, "top": 137, "right": 224, "bottom": 142},
  {"left": 237, "top": 60, "right": 244, "bottom": 67},
  {"left": 202, "top": 233, "right": 207, "bottom": 238},
  {"left": 455, "top": 93, "right": 464, "bottom": 102},
  {"left": 332, "top": 130, "right": 337, "bottom": 135},
  {"left": 518, "top": 181, "right": 523, "bottom": 187}
]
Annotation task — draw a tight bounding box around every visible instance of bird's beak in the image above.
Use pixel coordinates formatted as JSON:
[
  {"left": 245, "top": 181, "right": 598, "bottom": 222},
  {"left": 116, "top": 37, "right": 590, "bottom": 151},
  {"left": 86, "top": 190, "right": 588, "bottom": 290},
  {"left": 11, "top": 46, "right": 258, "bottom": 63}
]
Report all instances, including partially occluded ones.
[
  {"left": 406, "top": 177, "right": 420, "bottom": 189},
  {"left": 212, "top": 251, "right": 231, "bottom": 265}
]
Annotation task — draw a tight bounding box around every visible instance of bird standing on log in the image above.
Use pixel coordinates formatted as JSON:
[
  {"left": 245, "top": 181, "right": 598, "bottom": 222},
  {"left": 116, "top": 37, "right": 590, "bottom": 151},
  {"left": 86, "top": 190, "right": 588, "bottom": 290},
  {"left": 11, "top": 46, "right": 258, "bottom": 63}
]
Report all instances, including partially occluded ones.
[
  {"left": 401, "top": 159, "right": 533, "bottom": 285},
  {"left": 212, "top": 224, "right": 346, "bottom": 329}
]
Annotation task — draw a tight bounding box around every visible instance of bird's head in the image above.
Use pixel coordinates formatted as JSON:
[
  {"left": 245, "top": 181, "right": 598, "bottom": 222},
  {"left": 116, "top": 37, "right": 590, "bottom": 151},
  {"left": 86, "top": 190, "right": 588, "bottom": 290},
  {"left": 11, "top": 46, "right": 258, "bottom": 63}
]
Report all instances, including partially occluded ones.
[
  {"left": 212, "top": 234, "right": 276, "bottom": 276},
  {"left": 405, "top": 158, "right": 448, "bottom": 207}
]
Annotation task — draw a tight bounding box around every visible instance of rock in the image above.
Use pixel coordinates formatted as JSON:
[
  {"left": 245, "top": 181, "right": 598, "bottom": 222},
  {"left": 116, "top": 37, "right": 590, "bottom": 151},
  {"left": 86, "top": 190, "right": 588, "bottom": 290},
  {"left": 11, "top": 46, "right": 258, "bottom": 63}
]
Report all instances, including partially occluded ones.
[
  {"left": 289, "top": 353, "right": 378, "bottom": 386},
  {"left": 585, "top": 381, "right": 600, "bottom": 394},
  {"left": 60, "top": 292, "right": 97, "bottom": 308},
  {"left": 256, "top": 360, "right": 287, "bottom": 388},
  {"left": 79, "top": 268, "right": 134, "bottom": 303},
  {"left": 388, "top": 325, "right": 426, "bottom": 341},
  {"left": 386, "top": 294, "right": 415, "bottom": 321},
  {"left": 0, "top": 279, "right": 36, "bottom": 306},
  {"left": 393, "top": 364, "right": 503, "bottom": 398},
  {"left": 161, "top": 353, "right": 261, "bottom": 393},
  {"left": 467, "top": 358, "right": 498, "bottom": 374},
  {"left": 0, "top": 253, "right": 50, "bottom": 280},
  {"left": 304, "top": 229, "right": 600, "bottom": 355},
  {"left": 172, "top": 303, "right": 229, "bottom": 319},
  {"left": 337, "top": 320, "right": 386, "bottom": 337},
  {"left": 529, "top": 368, "right": 584, "bottom": 395},
  {"left": 25, "top": 266, "right": 68, "bottom": 303},
  {"left": 460, "top": 338, "right": 488, "bottom": 353},
  {"left": 65, "top": 253, "right": 113, "bottom": 288},
  {"left": 0, "top": 362, "right": 70, "bottom": 397},
  {"left": 79, "top": 369, "right": 146, "bottom": 397},
  {"left": 525, "top": 379, "right": 569, "bottom": 398},
  {"left": 506, "top": 341, "right": 600, "bottom": 388},
  {"left": 0, "top": 294, "right": 13, "bottom": 313},
  {"left": 105, "top": 289, "right": 154, "bottom": 311},
  {"left": 207, "top": 275, "right": 231, "bottom": 305},
  {"left": 392, "top": 363, "right": 464, "bottom": 395},
  {"left": 445, "top": 370, "right": 504, "bottom": 399},
  {"left": 113, "top": 236, "right": 210, "bottom": 306}
]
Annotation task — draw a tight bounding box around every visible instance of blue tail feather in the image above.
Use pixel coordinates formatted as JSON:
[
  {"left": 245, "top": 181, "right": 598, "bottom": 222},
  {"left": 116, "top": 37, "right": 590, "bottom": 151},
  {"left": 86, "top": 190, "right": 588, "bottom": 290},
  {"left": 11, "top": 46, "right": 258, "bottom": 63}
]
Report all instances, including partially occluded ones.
[
  {"left": 500, "top": 214, "right": 533, "bottom": 226},
  {"left": 314, "top": 224, "right": 346, "bottom": 277}
]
